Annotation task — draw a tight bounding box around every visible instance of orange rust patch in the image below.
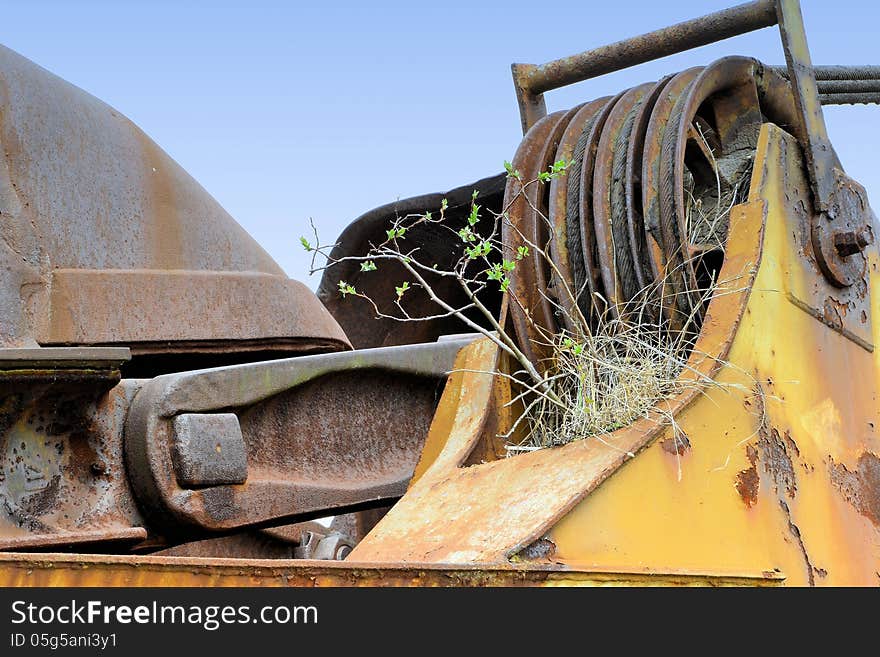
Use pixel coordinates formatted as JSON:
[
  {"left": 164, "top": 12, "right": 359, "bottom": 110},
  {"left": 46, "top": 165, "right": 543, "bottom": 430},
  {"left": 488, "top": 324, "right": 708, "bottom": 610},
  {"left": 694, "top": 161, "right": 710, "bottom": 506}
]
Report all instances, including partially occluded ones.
[
  {"left": 759, "top": 428, "right": 797, "bottom": 500},
  {"left": 661, "top": 432, "right": 691, "bottom": 456},
  {"left": 735, "top": 445, "right": 759, "bottom": 508},
  {"left": 829, "top": 453, "right": 880, "bottom": 528}
]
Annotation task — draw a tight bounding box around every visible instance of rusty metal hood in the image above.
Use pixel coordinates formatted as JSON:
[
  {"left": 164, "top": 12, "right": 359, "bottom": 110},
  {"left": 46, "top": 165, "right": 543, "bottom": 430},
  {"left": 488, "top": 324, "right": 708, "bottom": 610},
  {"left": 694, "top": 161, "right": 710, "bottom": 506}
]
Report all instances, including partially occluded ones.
[{"left": 0, "top": 44, "right": 349, "bottom": 358}]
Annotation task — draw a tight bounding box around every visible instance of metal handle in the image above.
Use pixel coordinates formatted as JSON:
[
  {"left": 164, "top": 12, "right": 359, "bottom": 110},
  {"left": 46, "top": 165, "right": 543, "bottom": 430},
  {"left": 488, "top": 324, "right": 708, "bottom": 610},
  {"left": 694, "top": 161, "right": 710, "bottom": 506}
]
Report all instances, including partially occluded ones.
[{"left": 512, "top": 0, "right": 778, "bottom": 133}]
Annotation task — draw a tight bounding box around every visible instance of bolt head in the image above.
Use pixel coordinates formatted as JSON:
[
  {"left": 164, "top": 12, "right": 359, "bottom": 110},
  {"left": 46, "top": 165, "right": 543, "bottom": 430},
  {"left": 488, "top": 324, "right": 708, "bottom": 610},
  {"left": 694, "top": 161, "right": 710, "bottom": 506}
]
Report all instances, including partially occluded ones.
[{"left": 833, "top": 227, "right": 873, "bottom": 257}]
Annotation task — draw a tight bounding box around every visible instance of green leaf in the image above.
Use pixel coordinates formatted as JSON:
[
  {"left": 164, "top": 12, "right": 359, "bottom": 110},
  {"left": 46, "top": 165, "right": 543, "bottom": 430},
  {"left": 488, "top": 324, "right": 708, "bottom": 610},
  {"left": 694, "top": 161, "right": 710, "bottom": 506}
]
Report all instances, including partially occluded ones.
[
  {"left": 471, "top": 190, "right": 479, "bottom": 201},
  {"left": 551, "top": 159, "right": 569, "bottom": 175},
  {"left": 516, "top": 245, "right": 529, "bottom": 260},
  {"left": 503, "top": 160, "right": 521, "bottom": 180},
  {"left": 386, "top": 226, "right": 407, "bottom": 241},
  {"left": 337, "top": 280, "right": 356, "bottom": 297},
  {"left": 360, "top": 261, "right": 377, "bottom": 272},
  {"left": 440, "top": 198, "right": 448, "bottom": 211},
  {"left": 395, "top": 281, "right": 410, "bottom": 299},
  {"left": 500, "top": 277, "right": 511, "bottom": 292},
  {"left": 502, "top": 259, "right": 516, "bottom": 272},
  {"left": 485, "top": 263, "right": 504, "bottom": 281},
  {"left": 466, "top": 241, "right": 492, "bottom": 259},
  {"left": 299, "top": 236, "right": 312, "bottom": 251},
  {"left": 467, "top": 204, "right": 480, "bottom": 226}
]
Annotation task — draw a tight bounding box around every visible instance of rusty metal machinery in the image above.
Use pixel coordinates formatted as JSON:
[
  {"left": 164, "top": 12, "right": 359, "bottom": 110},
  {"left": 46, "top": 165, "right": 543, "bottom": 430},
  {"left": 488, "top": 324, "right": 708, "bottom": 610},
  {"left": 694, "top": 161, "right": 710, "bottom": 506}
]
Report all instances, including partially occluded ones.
[{"left": 1, "top": 0, "right": 879, "bottom": 586}]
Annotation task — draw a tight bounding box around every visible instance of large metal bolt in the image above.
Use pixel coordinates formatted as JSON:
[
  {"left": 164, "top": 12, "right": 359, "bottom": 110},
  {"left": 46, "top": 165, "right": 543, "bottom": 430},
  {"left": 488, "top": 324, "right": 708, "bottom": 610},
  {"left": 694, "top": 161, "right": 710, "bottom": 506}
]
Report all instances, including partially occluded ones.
[
  {"left": 171, "top": 413, "right": 248, "bottom": 487},
  {"left": 833, "top": 226, "right": 873, "bottom": 257}
]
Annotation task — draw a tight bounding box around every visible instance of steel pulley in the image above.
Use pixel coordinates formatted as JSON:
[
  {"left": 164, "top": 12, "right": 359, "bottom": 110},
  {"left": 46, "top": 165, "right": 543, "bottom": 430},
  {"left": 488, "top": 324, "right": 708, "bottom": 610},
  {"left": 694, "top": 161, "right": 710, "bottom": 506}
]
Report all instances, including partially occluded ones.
[{"left": 502, "top": 57, "right": 805, "bottom": 360}]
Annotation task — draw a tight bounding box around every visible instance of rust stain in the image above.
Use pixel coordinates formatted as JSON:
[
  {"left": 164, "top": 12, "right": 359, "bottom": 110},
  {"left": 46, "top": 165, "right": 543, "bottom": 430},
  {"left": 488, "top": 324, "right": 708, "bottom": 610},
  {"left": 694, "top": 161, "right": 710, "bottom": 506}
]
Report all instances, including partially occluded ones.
[
  {"left": 779, "top": 498, "right": 815, "bottom": 586},
  {"left": 661, "top": 432, "right": 691, "bottom": 456},
  {"left": 134, "top": 127, "right": 185, "bottom": 270},
  {"left": 0, "top": 552, "right": 782, "bottom": 588},
  {"left": 514, "top": 538, "right": 558, "bottom": 563},
  {"left": 821, "top": 296, "right": 847, "bottom": 331},
  {"left": 755, "top": 419, "right": 812, "bottom": 584},
  {"left": 759, "top": 428, "right": 797, "bottom": 500},
  {"left": 735, "top": 445, "right": 759, "bottom": 507},
  {"left": 829, "top": 452, "right": 880, "bottom": 528}
]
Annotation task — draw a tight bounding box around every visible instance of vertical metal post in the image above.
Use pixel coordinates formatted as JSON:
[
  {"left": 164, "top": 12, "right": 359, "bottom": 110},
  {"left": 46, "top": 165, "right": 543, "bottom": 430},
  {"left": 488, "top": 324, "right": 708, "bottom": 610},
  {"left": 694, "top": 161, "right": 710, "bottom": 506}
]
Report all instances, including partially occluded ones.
[{"left": 775, "top": 0, "right": 836, "bottom": 212}]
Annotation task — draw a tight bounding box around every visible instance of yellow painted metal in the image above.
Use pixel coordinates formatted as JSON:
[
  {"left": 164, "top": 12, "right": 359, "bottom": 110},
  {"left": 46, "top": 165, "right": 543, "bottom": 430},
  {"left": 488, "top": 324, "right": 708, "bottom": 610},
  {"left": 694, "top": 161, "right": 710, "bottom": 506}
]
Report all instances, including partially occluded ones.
[
  {"left": 548, "top": 124, "right": 880, "bottom": 586},
  {"left": 0, "top": 553, "right": 781, "bottom": 587}
]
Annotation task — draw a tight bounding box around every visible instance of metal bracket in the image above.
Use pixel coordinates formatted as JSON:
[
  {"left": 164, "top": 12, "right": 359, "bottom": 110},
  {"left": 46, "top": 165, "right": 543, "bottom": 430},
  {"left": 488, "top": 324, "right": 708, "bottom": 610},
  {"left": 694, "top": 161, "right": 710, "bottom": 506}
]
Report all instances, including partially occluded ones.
[
  {"left": 0, "top": 347, "right": 145, "bottom": 551},
  {"left": 123, "top": 338, "right": 476, "bottom": 537}
]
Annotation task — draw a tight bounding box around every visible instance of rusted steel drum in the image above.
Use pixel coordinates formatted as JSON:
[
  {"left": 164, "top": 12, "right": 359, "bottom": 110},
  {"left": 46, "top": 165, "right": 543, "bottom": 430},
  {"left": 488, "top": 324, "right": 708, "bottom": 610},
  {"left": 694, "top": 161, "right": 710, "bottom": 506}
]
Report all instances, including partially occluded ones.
[{"left": 0, "top": 45, "right": 349, "bottom": 362}]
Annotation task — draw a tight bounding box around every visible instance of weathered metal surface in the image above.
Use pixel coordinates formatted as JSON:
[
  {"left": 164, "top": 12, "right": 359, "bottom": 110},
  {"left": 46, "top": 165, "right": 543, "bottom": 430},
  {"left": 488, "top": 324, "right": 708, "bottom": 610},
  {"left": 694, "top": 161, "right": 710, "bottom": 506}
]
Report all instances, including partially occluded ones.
[
  {"left": 0, "top": 347, "right": 130, "bottom": 371},
  {"left": 640, "top": 68, "right": 702, "bottom": 323},
  {"left": 547, "top": 97, "right": 608, "bottom": 330},
  {"left": 0, "top": 552, "right": 782, "bottom": 587},
  {"left": 0, "top": 0, "right": 875, "bottom": 585},
  {"left": 317, "top": 175, "right": 506, "bottom": 349},
  {"left": 662, "top": 58, "right": 764, "bottom": 324},
  {"left": 171, "top": 413, "right": 248, "bottom": 487},
  {"left": 770, "top": 65, "right": 880, "bottom": 103},
  {"left": 626, "top": 76, "right": 674, "bottom": 294},
  {"left": 503, "top": 107, "right": 588, "bottom": 365},
  {"left": 44, "top": 270, "right": 349, "bottom": 355},
  {"left": 818, "top": 93, "right": 880, "bottom": 106},
  {"left": 573, "top": 93, "right": 622, "bottom": 324},
  {"left": 511, "top": 0, "right": 777, "bottom": 132},
  {"left": 0, "top": 337, "right": 471, "bottom": 550},
  {"left": 811, "top": 174, "right": 874, "bottom": 289},
  {"left": 772, "top": 0, "right": 876, "bottom": 288},
  {"left": 592, "top": 84, "right": 653, "bottom": 314},
  {"left": 0, "top": 44, "right": 348, "bottom": 357},
  {"left": 772, "top": 148, "right": 874, "bottom": 350},
  {"left": 294, "top": 531, "right": 354, "bottom": 560},
  {"left": 124, "top": 339, "right": 473, "bottom": 536},
  {"left": 775, "top": 0, "right": 835, "bottom": 212},
  {"left": 150, "top": 521, "right": 347, "bottom": 559},
  {"left": 0, "top": 378, "right": 146, "bottom": 550}
]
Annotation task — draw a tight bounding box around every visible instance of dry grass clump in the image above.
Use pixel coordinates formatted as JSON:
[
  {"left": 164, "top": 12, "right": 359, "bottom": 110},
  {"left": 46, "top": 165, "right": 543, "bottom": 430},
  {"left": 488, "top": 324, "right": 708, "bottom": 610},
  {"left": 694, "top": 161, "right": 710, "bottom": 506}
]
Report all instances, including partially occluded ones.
[{"left": 507, "top": 320, "right": 694, "bottom": 451}]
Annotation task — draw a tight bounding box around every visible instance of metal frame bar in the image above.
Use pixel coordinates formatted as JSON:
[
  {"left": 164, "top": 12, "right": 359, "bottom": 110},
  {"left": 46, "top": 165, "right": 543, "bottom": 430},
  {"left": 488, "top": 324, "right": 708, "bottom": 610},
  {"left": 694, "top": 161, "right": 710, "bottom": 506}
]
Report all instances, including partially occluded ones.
[{"left": 511, "top": 0, "right": 778, "bottom": 133}]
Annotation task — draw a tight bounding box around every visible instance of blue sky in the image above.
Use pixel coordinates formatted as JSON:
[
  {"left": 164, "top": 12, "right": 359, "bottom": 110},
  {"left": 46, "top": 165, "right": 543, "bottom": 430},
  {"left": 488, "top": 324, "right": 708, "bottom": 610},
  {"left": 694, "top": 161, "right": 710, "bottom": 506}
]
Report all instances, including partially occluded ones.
[{"left": 3, "top": 0, "right": 877, "bottom": 287}]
